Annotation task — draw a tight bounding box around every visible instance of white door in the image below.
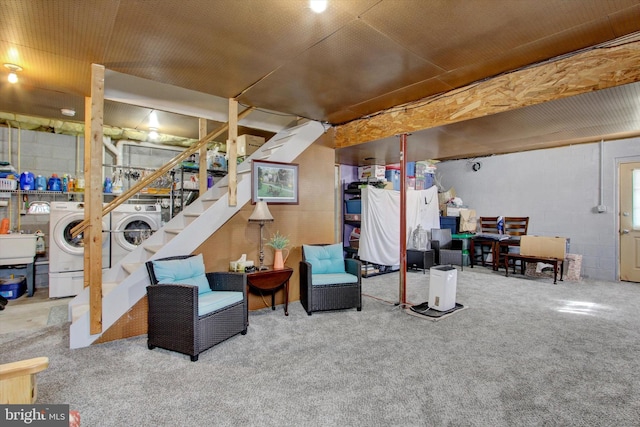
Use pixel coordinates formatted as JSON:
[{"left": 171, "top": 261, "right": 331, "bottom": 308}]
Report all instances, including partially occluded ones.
[{"left": 620, "top": 162, "right": 640, "bottom": 282}]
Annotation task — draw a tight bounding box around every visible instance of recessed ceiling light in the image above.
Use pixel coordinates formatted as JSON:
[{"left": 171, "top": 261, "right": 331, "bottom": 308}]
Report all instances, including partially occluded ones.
[
  {"left": 61, "top": 108, "right": 76, "bottom": 117},
  {"left": 309, "top": 0, "right": 327, "bottom": 13}
]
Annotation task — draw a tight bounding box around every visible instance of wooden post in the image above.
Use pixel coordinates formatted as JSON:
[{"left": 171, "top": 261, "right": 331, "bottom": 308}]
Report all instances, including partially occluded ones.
[
  {"left": 83, "top": 97, "right": 91, "bottom": 291},
  {"left": 198, "top": 118, "right": 208, "bottom": 195},
  {"left": 227, "top": 99, "right": 238, "bottom": 206},
  {"left": 89, "top": 64, "right": 105, "bottom": 335}
]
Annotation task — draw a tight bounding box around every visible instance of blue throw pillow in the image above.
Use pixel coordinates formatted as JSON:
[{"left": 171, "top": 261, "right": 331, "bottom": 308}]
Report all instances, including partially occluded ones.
[
  {"left": 151, "top": 254, "right": 211, "bottom": 295},
  {"left": 303, "top": 244, "right": 346, "bottom": 274}
]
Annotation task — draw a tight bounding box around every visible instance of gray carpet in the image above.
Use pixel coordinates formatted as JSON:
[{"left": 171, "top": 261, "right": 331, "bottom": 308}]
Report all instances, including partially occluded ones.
[
  {"left": 2, "top": 268, "right": 640, "bottom": 426},
  {"left": 47, "top": 305, "right": 69, "bottom": 326}
]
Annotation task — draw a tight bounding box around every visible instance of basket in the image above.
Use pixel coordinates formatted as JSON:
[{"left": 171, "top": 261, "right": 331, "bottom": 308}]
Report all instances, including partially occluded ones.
[{"left": 0, "top": 178, "right": 17, "bottom": 191}]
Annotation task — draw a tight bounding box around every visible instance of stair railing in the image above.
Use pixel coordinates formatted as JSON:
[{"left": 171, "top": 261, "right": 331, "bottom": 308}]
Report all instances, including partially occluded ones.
[{"left": 71, "top": 107, "right": 255, "bottom": 237}]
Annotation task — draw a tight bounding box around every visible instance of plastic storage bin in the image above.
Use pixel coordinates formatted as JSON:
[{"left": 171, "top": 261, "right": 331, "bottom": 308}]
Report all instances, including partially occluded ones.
[
  {"left": 345, "top": 199, "right": 362, "bottom": 214},
  {"left": 0, "top": 178, "right": 17, "bottom": 191},
  {"left": 439, "top": 216, "right": 459, "bottom": 235},
  {"left": 0, "top": 276, "right": 26, "bottom": 299},
  {"left": 385, "top": 169, "right": 401, "bottom": 191}
]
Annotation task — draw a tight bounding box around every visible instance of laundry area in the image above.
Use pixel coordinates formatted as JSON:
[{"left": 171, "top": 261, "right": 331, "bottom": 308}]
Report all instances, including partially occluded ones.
[{"left": 0, "top": 126, "right": 226, "bottom": 299}]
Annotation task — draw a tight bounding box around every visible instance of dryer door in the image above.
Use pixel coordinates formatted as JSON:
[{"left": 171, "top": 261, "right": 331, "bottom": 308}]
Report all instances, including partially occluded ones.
[{"left": 113, "top": 214, "right": 161, "bottom": 252}]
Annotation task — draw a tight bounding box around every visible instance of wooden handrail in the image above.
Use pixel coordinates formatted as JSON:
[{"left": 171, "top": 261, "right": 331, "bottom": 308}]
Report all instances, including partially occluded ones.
[{"left": 71, "top": 107, "right": 255, "bottom": 237}]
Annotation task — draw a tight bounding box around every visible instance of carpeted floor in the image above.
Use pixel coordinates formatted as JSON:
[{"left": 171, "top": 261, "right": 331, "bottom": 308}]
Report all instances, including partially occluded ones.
[
  {"left": 47, "top": 305, "right": 69, "bottom": 326},
  {"left": 1, "top": 267, "right": 640, "bottom": 426}
]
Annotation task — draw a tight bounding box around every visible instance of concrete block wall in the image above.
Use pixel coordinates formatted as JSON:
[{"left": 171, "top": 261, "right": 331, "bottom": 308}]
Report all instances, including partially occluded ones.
[
  {"left": 0, "top": 127, "right": 186, "bottom": 290},
  {"left": 436, "top": 137, "right": 639, "bottom": 281}
]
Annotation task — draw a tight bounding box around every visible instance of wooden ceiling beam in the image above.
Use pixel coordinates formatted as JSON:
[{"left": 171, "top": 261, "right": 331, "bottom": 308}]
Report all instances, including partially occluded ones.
[{"left": 334, "top": 40, "right": 640, "bottom": 148}]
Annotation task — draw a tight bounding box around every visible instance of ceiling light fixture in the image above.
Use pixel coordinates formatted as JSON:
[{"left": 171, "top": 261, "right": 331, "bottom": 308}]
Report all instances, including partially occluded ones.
[
  {"left": 309, "top": 0, "right": 327, "bottom": 13},
  {"left": 148, "top": 128, "right": 159, "bottom": 141},
  {"left": 149, "top": 110, "right": 159, "bottom": 128},
  {"left": 4, "top": 63, "right": 22, "bottom": 84},
  {"left": 61, "top": 108, "right": 76, "bottom": 117}
]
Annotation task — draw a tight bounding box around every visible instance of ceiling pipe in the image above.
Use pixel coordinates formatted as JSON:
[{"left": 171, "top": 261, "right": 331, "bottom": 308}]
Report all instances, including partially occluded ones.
[{"left": 0, "top": 112, "right": 198, "bottom": 146}]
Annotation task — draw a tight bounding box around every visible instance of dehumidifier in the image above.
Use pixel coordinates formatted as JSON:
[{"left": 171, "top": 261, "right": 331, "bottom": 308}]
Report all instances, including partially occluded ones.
[{"left": 428, "top": 265, "right": 457, "bottom": 311}]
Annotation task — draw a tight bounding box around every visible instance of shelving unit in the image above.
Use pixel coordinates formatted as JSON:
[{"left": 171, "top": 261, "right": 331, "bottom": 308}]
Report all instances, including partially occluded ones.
[
  {"left": 342, "top": 181, "right": 397, "bottom": 278},
  {"left": 171, "top": 164, "right": 227, "bottom": 216}
]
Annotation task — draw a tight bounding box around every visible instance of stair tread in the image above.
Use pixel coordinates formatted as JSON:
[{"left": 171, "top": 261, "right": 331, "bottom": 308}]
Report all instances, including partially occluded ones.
[
  {"left": 144, "top": 244, "right": 164, "bottom": 253},
  {"left": 103, "top": 282, "right": 118, "bottom": 296},
  {"left": 164, "top": 228, "right": 183, "bottom": 234},
  {"left": 71, "top": 304, "right": 89, "bottom": 322},
  {"left": 123, "top": 263, "right": 143, "bottom": 274}
]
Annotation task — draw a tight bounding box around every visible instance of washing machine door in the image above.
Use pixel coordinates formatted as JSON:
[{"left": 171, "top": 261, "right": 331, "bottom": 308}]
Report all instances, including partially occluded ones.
[
  {"left": 113, "top": 214, "right": 161, "bottom": 252},
  {"left": 53, "top": 212, "right": 110, "bottom": 256}
]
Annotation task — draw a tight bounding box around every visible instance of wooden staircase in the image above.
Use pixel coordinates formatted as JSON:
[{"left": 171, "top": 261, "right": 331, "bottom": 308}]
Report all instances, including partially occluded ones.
[{"left": 68, "top": 120, "right": 326, "bottom": 349}]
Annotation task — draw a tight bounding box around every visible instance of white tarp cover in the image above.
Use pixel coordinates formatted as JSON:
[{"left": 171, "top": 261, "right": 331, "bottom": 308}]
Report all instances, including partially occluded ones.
[{"left": 359, "top": 186, "right": 440, "bottom": 266}]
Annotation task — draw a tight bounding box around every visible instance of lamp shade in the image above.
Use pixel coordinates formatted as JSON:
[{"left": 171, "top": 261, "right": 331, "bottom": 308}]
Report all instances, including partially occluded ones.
[{"left": 248, "top": 201, "right": 274, "bottom": 222}]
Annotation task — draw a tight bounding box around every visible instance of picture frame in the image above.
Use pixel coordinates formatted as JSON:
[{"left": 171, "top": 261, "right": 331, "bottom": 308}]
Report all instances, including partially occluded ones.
[{"left": 251, "top": 160, "right": 299, "bottom": 204}]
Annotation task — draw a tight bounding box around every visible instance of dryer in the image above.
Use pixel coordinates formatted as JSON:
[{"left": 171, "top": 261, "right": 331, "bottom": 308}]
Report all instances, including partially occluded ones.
[
  {"left": 48, "top": 201, "right": 111, "bottom": 298},
  {"left": 111, "top": 203, "right": 162, "bottom": 265}
]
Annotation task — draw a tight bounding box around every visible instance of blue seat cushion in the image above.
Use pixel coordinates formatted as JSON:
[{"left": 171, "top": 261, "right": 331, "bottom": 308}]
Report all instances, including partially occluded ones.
[
  {"left": 198, "top": 291, "right": 244, "bottom": 316},
  {"left": 311, "top": 273, "right": 358, "bottom": 286},
  {"left": 303, "top": 243, "right": 346, "bottom": 274},
  {"left": 152, "top": 254, "right": 211, "bottom": 295}
]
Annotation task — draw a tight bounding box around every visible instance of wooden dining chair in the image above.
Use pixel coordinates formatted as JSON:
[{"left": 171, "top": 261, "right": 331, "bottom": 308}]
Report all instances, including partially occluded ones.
[
  {"left": 504, "top": 217, "right": 529, "bottom": 236},
  {"left": 471, "top": 216, "right": 500, "bottom": 267},
  {"left": 498, "top": 217, "right": 530, "bottom": 270}
]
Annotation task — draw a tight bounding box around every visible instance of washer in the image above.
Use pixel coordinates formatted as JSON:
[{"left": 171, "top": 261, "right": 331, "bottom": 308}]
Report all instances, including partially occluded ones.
[
  {"left": 48, "top": 201, "right": 111, "bottom": 298},
  {"left": 111, "top": 203, "right": 162, "bottom": 265}
]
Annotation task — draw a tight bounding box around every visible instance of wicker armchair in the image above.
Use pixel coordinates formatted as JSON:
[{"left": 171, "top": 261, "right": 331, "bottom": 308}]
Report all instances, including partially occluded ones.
[
  {"left": 431, "top": 228, "right": 464, "bottom": 269},
  {"left": 145, "top": 254, "right": 248, "bottom": 361},
  {"left": 300, "top": 243, "right": 362, "bottom": 315}
]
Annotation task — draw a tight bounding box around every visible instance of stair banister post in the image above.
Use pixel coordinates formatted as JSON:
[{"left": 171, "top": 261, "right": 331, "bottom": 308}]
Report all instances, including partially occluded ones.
[{"left": 228, "top": 99, "right": 239, "bottom": 206}]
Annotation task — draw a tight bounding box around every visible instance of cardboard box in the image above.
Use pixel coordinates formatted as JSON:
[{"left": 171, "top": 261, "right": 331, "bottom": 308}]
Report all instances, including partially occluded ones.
[
  {"left": 237, "top": 134, "right": 265, "bottom": 156},
  {"left": 358, "top": 165, "right": 385, "bottom": 181},
  {"left": 520, "top": 235, "right": 567, "bottom": 259},
  {"left": 446, "top": 206, "right": 462, "bottom": 217}
]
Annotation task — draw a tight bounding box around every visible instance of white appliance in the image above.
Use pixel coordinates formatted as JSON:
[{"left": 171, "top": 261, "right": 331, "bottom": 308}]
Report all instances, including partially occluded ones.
[
  {"left": 111, "top": 203, "right": 162, "bottom": 265},
  {"left": 428, "top": 265, "right": 457, "bottom": 311},
  {"left": 48, "top": 201, "right": 111, "bottom": 298}
]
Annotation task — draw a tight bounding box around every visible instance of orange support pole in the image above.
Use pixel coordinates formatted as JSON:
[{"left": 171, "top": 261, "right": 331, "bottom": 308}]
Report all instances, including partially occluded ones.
[{"left": 399, "top": 133, "right": 408, "bottom": 305}]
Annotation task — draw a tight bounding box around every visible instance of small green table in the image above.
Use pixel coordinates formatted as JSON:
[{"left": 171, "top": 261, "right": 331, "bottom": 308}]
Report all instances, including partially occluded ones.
[{"left": 452, "top": 233, "right": 474, "bottom": 266}]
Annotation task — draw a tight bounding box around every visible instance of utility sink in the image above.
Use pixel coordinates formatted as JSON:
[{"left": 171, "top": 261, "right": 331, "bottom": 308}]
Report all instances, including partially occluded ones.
[{"left": 0, "top": 234, "right": 36, "bottom": 266}]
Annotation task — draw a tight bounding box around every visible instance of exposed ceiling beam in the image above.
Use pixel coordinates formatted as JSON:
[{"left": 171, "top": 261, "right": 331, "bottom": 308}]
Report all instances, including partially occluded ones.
[{"left": 334, "top": 39, "right": 640, "bottom": 148}]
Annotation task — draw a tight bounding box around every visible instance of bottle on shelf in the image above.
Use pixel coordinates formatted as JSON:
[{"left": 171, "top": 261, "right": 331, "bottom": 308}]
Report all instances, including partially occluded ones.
[
  {"left": 35, "top": 175, "right": 46, "bottom": 191},
  {"left": 75, "top": 174, "right": 85, "bottom": 192},
  {"left": 48, "top": 174, "right": 61, "bottom": 192},
  {"left": 104, "top": 177, "right": 112, "bottom": 194}
]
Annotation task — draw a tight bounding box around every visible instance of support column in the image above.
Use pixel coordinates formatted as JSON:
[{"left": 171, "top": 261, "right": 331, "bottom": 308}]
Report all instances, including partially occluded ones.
[
  {"left": 399, "top": 133, "right": 408, "bottom": 306},
  {"left": 88, "top": 63, "right": 105, "bottom": 335}
]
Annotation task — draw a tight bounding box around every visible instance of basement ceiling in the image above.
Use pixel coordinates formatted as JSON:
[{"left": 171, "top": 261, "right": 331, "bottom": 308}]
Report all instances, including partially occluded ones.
[{"left": 0, "top": 0, "right": 639, "bottom": 163}]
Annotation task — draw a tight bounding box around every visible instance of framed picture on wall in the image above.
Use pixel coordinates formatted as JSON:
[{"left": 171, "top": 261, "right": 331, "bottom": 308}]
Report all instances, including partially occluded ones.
[{"left": 251, "top": 160, "right": 299, "bottom": 204}]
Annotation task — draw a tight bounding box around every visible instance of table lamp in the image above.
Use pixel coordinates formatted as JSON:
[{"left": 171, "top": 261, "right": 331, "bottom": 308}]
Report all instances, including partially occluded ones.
[{"left": 248, "top": 200, "right": 274, "bottom": 270}]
